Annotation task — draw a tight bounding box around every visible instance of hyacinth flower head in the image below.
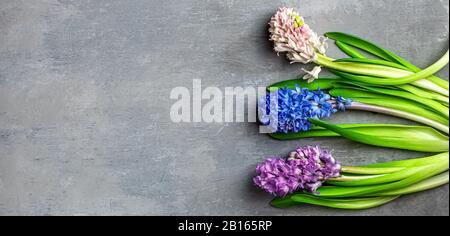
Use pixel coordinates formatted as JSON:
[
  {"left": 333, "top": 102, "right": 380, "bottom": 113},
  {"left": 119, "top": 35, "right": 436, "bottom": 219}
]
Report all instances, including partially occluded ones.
[
  {"left": 253, "top": 146, "right": 341, "bottom": 197},
  {"left": 258, "top": 85, "right": 352, "bottom": 134},
  {"left": 269, "top": 7, "right": 327, "bottom": 64},
  {"left": 269, "top": 7, "right": 449, "bottom": 98},
  {"left": 269, "top": 7, "right": 328, "bottom": 82}
]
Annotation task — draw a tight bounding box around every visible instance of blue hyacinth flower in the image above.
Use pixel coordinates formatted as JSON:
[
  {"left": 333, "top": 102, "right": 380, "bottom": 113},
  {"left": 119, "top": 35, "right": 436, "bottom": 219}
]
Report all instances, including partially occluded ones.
[{"left": 258, "top": 86, "right": 352, "bottom": 133}]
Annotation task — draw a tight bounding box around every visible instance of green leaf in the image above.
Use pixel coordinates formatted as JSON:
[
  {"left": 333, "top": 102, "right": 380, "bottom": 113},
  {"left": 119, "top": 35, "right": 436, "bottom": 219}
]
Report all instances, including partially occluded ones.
[
  {"left": 314, "top": 161, "right": 448, "bottom": 198},
  {"left": 335, "top": 41, "right": 365, "bottom": 59},
  {"left": 395, "top": 84, "right": 449, "bottom": 105},
  {"left": 326, "top": 32, "right": 404, "bottom": 63},
  {"left": 352, "top": 98, "right": 449, "bottom": 132},
  {"left": 269, "top": 123, "right": 449, "bottom": 141},
  {"left": 427, "top": 75, "right": 450, "bottom": 91},
  {"left": 340, "top": 166, "right": 406, "bottom": 175},
  {"left": 329, "top": 87, "right": 449, "bottom": 126},
  {"left": 325, "top": 32, "right": 450, "bottom": 90},
  {"left": 327, "top": 165, "right": 438, "bottom": 187},
  {"left": 334, "top": 58, "right": 410, "bottom": 71},
  {"left": 363, "top": 172, "right": 449, "bottom": 197},
  {"left": 271, "top": 194, "right": 399, "bottom": 210},
  {"left": 336, "top": 81, "right": 449, "bottom": 118},
  {"left": 317, "top": 55, "right": 449, "bottom": 96},
  {"left": 440, "top": 101, "right": 450, "bottom": 107},
  {"left": 267, "top": 78, "right": 339, "bottom": 91},
  {"left": 270, "top": 197, "right": 297, "bottom": 208},
  {"left": 364, "top": 152, "right": 449, "bottom": 168},
  {"left": 341, "top": 153, "right": 449, "bottom": 174},
  {"left": 309, "top": 119, "right": 449, "bottom": 152},
  {"left": 328, "top": 49, "right": 449, "bottom": 85},
  {"left": 317, "top": 55, "right": 410, "bottom": 78},
  {"left": 269, "top": 128, "right": 339, "bottom": 139}
]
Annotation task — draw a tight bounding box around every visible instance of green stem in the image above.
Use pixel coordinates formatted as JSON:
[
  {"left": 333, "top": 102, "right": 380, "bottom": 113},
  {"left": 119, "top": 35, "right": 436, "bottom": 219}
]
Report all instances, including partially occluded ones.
[
  {"left": 427, "top": 75, "right": 450, "bottom": 90},
  {"left": 309, "top": 119, "right": 449, "bottom": 152},
  {"left": 396, "top": 84, "right": 449, "bottom": 105},
  {"left": 317, "top": 54, "right": 409, "bottom": 78},
  {"left": 327, "top": 165, "right": 436, "bottom": 187},
  {"left": 339, "top": 93, "right": 449, "bottom": 126},
  {"left": 411, "top": 79, "right": 449, "bottom": 97},
  {"left": 349, "top": 102, "right": 449, "bottom": 134},
  {"left": 440, "top": 101, "right": 449, "bottom": 107},
  {"left": 339, "top": 82, "right": 449, "bottom": 118},
  {"left": 341, "top": 166, "right": 405, "bottom": 175},
  {"left": 329, "top": 174, "right": 385, "bottom": 182},
  {"left": 364, "top": 152, "right": 449, "bottom": 168},
  {"left": 334, "top": 57, "right": 410, "bottom": 71},
  {"left": 313, "top": 161, "right": 448, "bottom": 198},
  {"left": 317, "top": 53, "right": 450, "bottom": 96},
  {"left": 363, "top": 172, "right": 449, "bottom": 197}
]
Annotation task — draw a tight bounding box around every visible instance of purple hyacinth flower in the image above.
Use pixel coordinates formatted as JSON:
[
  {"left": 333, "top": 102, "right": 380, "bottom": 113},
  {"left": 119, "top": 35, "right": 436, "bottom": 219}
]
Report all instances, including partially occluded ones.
[{"left": 253, "top": 146, "right": 341, "bottom": 197}]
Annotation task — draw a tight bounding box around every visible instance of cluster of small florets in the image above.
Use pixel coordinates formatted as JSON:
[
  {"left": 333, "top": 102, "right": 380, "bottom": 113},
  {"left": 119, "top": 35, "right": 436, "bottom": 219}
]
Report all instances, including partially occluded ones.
[
  {"left": 258, "top": 86, "right": 352, "bottom": 133},
  {"left": 253, "top": 146, "right": 341, "bottom": 197},
  {"left": 269, "top": 7, "right": 327, "bottom": 64}
]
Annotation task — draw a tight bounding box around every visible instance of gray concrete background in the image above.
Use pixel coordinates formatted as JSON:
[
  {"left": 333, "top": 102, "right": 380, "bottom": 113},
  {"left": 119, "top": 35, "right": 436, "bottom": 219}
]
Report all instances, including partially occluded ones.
[{"left": 0, "top": 0, "right": 448, "bottom": 216}]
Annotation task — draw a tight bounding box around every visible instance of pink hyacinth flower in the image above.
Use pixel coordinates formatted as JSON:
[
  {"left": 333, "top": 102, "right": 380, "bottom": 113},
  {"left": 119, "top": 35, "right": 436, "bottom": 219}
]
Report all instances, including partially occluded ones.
[
  {"left": 269, "top": 7, "right": 328, "bottom": 81},
  {"left": 269, "top": 7, "right": 327, "bottom": 64}
]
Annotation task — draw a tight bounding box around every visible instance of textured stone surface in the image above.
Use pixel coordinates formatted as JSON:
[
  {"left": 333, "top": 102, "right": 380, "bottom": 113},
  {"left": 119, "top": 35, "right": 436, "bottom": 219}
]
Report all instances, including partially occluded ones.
[{"left": 0, "top": 0, "right": 448, "bottom": 216}]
